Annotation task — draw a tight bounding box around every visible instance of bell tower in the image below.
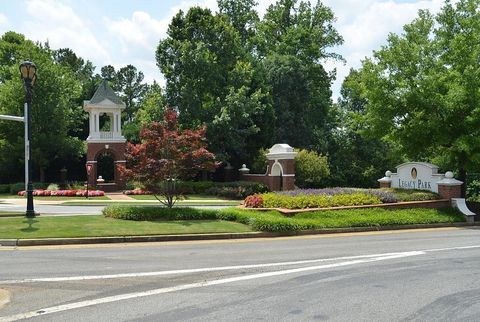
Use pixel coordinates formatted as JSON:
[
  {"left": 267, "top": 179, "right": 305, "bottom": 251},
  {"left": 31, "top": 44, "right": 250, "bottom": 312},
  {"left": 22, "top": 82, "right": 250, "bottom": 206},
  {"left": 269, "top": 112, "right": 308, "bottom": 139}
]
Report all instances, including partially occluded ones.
[{"left": 84, "top": 80, "right": 127, "bottom": 191}]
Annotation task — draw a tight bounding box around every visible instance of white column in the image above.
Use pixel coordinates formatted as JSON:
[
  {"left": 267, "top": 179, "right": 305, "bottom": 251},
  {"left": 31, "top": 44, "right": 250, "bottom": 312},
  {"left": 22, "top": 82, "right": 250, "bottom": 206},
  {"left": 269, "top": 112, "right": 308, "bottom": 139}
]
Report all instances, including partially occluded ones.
[
  {"left": 116, "top": 112, "right": 121, "bottom": 134},
  {"left": 89, "top": 112, "right": 94, "bottom": 137},
  {"left": 94, "top": 112, "right": 99, "bottom": 135}
]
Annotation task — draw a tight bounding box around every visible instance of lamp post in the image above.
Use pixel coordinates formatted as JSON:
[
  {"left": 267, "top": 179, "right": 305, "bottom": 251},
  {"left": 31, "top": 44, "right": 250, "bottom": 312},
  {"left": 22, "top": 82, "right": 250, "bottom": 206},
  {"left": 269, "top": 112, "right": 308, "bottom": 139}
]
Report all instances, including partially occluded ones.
[{"left": 19, "top": 61, "right": 37, "bottom": 218}]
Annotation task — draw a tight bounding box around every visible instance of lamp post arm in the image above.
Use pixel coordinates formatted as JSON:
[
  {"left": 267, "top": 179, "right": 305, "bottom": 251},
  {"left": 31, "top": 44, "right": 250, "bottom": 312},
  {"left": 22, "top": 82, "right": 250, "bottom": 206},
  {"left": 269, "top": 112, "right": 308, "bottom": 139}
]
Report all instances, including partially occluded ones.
[{"left": 0, "top": 114, "right": 25, "bottom": 122}]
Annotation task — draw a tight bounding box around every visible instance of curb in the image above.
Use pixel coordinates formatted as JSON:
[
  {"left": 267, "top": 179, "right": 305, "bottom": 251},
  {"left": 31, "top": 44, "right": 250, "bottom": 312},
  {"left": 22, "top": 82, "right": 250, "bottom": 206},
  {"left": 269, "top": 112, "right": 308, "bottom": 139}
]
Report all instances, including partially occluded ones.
[{"left": 1, "top": 222, "right": 478, "bottom": 247}]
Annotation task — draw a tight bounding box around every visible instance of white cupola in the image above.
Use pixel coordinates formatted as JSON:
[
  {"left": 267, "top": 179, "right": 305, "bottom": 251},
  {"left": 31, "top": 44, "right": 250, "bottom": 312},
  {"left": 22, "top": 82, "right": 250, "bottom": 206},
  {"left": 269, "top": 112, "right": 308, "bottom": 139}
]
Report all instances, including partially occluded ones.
[{"left": 83, "top": 80, "right": 126, "bottom": 143}]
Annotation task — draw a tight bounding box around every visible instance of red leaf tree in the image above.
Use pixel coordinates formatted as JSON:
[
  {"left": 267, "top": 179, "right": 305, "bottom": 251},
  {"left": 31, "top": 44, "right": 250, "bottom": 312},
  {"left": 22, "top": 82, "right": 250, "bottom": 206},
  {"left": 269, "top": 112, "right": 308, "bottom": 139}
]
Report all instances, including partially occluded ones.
[{"left": 122, "top": 108, "right": 217, "bottom": 207}]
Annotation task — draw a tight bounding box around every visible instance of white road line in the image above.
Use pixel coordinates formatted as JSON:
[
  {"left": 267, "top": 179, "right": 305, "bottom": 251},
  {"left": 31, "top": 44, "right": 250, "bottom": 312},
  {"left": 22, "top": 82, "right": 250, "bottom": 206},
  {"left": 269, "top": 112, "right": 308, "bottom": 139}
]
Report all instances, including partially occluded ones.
[
  {"left": 3, "top": 244, "right": 480, "bottom": 285},
  {"left": 0, "top": 251, "right": 426, "bottom": 284},
  {"left": 0, "top": 251, "right": 423, "bottom": 322}
]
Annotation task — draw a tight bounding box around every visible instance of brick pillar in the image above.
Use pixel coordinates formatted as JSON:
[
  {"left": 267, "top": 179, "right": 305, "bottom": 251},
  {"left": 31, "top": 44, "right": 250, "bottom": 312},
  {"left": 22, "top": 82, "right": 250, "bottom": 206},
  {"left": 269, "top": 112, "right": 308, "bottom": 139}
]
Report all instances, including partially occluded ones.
[
  {"left": 378, "top": 170, "right": 392, "bottom": 188},
  {"left": 437, "top": 171, "right": 463, "bottom": 200}
]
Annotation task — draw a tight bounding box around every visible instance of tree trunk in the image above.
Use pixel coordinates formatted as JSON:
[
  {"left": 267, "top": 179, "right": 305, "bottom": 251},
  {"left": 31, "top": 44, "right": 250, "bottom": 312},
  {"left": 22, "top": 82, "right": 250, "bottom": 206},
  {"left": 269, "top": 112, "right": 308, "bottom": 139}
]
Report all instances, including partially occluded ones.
[
  {"left": 459, "top": 167, "right": 466, "bottom": 198},
  {"left": 39, "top": 167, "right": 45, "bottom": 183}
]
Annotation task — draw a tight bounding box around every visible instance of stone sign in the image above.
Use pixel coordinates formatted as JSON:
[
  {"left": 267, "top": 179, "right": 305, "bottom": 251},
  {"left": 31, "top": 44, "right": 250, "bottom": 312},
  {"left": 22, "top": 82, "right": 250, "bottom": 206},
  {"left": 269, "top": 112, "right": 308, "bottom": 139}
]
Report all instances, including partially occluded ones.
[
  {"left": 378, "top": 162, "right": 464, "bottom": 199},
  {"left": 378, "top": 162, "right": 445, "bottom": 193},
  {"left": 390, "top": 162, "right": 443, "bottom": 192}
]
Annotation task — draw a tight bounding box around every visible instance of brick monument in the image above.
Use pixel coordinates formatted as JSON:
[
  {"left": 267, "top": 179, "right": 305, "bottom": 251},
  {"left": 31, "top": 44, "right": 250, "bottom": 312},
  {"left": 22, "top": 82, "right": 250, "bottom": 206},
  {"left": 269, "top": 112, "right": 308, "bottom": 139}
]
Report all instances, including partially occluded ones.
[{"left": 84, "top": 80, "right": 126, "bottom": 192}]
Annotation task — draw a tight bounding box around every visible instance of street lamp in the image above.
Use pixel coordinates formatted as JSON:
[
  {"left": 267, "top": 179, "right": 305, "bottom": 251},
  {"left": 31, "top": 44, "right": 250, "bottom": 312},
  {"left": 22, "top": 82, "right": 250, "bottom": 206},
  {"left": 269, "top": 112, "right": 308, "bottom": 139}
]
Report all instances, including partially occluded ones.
[{"left": 19, "top": 61, "right": 37, "bottom": 218}]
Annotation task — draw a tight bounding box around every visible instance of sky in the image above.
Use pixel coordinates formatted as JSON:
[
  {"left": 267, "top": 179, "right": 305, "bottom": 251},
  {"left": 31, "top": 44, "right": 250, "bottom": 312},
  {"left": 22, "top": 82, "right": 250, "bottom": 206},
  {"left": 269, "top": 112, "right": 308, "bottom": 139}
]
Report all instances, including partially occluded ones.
[{"left": 0, "top": 0, "right": 446, "bottom": 100}]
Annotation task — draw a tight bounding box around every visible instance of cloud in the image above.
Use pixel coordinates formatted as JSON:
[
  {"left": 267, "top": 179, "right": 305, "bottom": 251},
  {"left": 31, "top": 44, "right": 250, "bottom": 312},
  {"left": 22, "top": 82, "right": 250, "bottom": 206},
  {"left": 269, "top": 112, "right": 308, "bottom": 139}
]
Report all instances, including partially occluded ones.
[
  {"left": 0, "top": 13, "right": 8, "bottom": 26},
  {"left": 104, "top": 11, "right": 167, "bottom": 52},
  {"left": 21, "top": 0, "right": 111, "bottom": 63},
  {"left": 322, "top": 0, "right": 445, "bottom": 100},
  {"left": 103, "top": 0, "right": 448, "bottom": 99},
  {"left": 103, "top": 0, "right": 219, "bottom": 84}
]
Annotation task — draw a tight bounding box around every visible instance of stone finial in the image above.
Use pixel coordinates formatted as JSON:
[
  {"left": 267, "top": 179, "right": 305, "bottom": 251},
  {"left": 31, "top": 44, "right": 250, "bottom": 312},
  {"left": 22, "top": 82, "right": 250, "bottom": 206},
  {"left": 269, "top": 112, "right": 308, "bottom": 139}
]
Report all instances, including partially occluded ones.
[
  {"left": 437, "top": 171, "right": 463, "bottom": 186},
  {"left": 378, "top": 170, "right": 392, "bottom": 183},
  {"left": 238, "top": 164, "right": 250, "bottom": 175}
]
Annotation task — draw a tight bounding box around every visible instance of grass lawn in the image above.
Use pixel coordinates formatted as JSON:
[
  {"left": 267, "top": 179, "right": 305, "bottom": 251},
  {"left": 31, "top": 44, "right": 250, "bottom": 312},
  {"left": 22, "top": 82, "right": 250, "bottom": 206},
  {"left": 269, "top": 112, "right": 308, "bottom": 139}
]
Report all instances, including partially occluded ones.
[
  {"left": 104, "top": 206, "right": 466, "bottom": 232},
  {"left": 0, "top": 215, "right": 253, "bottom": 239}
]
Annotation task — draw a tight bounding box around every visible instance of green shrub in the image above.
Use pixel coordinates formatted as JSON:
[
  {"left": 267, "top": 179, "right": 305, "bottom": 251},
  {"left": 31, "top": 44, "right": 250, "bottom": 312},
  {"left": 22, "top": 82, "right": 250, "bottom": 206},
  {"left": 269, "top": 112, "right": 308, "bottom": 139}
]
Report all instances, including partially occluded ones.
[
  {"left": 261, "top": 193, "right": 381, "bottom": 209},
  {"left": 467, "top": 180, "right": 480, "bottom": 201},
  {"left": 103, "top": 205, "right": 219, "bottom": 221},
  {"left": 295, "top": 149, "right": 330, "bottom": 188},
  {"left": 389, "top": 188, "right": 439, "bottom": 201},
  {"left": 0, "top": 184, "right": 10, "bottom": 194},
  {"left": 10, "top": 183, "right": 25, "bottom": 194},
  {"left": 250, "top": 148, "right": 269, "bottom": 174},
  {"left": 205, "top": 181, "right": 268, "bottom": 199},
  {"left": 47, "top": 183, "right": 59, "bottom": 191},
  {"left": 183, "top": 181, "right": 216, "bottom": 194}
]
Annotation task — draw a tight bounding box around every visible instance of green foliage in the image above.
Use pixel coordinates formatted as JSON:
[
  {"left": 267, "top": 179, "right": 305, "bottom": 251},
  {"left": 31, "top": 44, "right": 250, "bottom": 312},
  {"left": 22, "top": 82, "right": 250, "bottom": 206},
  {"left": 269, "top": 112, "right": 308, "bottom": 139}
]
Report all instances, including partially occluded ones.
[
  {"left": 156, "top": 7, "right": 273, "bottom": 162},
  {"left": 156, "top": 1, "right": 343, "bottom": 164},
  {"left": 250, "top": 148, "right": 268, "bottom": 174},
  {"left": 329, "top": 70, "right": 402, "bottom": 188},
  {"left": 175, "top": 181, "right": 215, "bottom": 194},
  {"left": 9, "top": 183, "right": 25, "bottom": 195},
  {"left": 348, "top": 1, "right": 480, "bottom": 180},
  {"left": 0, "top": 184, "right": 10, "bottom": 194},
  {"left": 466, "top": 180, "right": 480, "bottom": 201},
  {"left": 46, "top": 183, "right": 59, "bottom": 191},
  {"left": 103, "top": 206, "right": 219, "bottom": 221},
  {"left": 261, "top": 193, "right": 381, "bottom": 209},
  {"left": 294, "top": 149, "right": 330, "bottom": 188},
  {"left": 388, "top": 188, "right": 439, "bottom": 202},
  {"left": 0, "top": 32, "right": 85, "bottom": 183},
  {"left": 123, "top": 109, "right": 217, "bottom": 208},
  {"left": 204, "top": 181, "right": 269, "bottom": 199},
  {"left": 103, "top": 206, "right": 464, "bottom": 232}
]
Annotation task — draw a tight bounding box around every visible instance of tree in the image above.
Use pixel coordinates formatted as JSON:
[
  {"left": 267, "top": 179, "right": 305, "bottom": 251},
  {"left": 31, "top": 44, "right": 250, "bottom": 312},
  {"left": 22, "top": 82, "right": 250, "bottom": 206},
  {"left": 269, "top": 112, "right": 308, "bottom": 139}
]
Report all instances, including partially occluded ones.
[
  {"left": 53, "top": 47, "right": 100, "bottom": 140},
  {"left": 156, "top": 6, "right": 273, "bottom": 164},
  {"left": 218, "top": 0, "right": 259, "bottom": 47},
  {"left": 100, "top": 65, "right": 116, "bottom": 82},
  {"left": 256, "top": 0, "right": 343, "bottom": 150},
  {"left": 349, "top": 0, "right": 480, "bottom": 185},
  {"left": 326, "top": 69, "right": 401, "bottom": 188},
  {"left": 123, "top": 109, "right": 217, "bottom": 207},
  {"left": 123, "top": 81, "right": 166, "bottom": 143},
  {"left": 295, "top": 149, "right": 330, "bottom": 188},
  {"left": 0, "top": 32, "right": 84, "bottom": 183},
  {"left": 115, "top": 65, "right": 148, "bottom": 122}
]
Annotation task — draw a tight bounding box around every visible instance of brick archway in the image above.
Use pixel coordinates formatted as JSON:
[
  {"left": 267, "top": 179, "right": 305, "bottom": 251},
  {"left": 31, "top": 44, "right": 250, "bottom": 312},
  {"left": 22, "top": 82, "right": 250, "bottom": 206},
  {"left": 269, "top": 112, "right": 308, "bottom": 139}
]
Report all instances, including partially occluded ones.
[{"left": 86, "top": 142, "right": 126, "bottom": 192}]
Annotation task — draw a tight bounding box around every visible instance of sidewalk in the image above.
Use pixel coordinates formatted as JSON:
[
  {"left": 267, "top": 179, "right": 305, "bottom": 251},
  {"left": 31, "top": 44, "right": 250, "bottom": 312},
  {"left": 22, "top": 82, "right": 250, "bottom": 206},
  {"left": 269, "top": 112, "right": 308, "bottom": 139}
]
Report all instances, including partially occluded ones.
[{"left": 104, "top": 192, "right": 135, "bottom": 201}]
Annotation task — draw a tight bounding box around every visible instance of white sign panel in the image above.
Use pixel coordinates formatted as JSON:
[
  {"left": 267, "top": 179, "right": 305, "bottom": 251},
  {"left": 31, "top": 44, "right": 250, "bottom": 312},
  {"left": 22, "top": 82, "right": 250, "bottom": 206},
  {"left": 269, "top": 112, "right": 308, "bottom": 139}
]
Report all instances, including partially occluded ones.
[{"left": 390, "top": 162, "right": 444, "bottom": 193}]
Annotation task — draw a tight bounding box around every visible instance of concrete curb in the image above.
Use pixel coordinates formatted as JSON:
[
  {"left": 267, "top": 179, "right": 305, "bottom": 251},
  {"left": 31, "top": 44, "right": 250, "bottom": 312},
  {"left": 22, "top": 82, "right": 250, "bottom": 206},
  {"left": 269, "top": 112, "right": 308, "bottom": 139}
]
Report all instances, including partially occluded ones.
[{"left": 1, "top": 222, "right": 479, "bottom": 247}]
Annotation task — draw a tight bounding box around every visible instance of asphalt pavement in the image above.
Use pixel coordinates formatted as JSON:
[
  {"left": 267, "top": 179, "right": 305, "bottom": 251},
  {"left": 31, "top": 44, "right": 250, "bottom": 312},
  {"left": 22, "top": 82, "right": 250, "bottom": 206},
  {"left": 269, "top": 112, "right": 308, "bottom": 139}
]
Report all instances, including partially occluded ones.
[
  {"left": 0, "top": 200, "right": 230, "bottom": 216},
  {"left": 1, "top": 227, "right": 480, "bottom": 321}
]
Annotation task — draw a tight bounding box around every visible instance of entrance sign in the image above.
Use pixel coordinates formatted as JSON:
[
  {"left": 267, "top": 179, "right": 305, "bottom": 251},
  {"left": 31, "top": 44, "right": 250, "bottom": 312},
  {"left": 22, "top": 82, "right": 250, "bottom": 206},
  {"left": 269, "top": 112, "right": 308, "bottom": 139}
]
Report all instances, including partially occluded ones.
[{"left": 382, "top": 162, "right": 444, "bottom": 193}]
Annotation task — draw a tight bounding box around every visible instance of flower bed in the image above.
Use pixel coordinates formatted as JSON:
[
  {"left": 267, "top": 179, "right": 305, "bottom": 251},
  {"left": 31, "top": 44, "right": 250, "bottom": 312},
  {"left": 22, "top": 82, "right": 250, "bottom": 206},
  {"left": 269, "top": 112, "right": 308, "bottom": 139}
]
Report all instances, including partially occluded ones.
[
  {"left": 18, "top": 189, "right": 105, "bottom": 197},
  {"left": 244, "top": 188, "right": 439, "bottom": 209},
  {"left": 123, "top": 189, "right": 151, "bottom": 195}
]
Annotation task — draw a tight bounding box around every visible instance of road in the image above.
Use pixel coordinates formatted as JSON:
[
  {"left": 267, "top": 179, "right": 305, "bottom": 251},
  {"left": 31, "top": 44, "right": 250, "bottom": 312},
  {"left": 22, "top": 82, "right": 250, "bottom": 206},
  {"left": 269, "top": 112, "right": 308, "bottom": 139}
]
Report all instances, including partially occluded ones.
[
  {"left": 0, "top": 203, "right": 104, "bottom": 215},
  {"left": 0, "top": 202, "right": 229, "bottom": 216},
  {"left": 1, "top": 227, "right": 480, "bottom": 321}
]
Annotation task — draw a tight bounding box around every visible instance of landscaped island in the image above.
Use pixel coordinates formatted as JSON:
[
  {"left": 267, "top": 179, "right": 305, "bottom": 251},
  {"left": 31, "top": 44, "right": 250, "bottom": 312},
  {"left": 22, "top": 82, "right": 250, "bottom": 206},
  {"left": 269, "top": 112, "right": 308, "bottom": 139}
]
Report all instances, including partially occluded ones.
[{"left": 243, "top": 188, "right": 440, "bottom": 209}]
